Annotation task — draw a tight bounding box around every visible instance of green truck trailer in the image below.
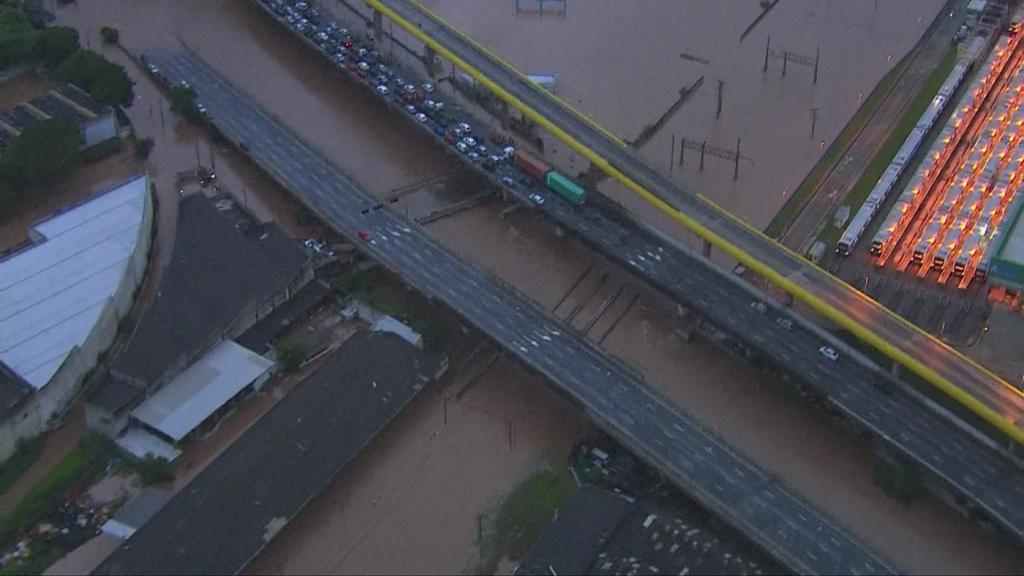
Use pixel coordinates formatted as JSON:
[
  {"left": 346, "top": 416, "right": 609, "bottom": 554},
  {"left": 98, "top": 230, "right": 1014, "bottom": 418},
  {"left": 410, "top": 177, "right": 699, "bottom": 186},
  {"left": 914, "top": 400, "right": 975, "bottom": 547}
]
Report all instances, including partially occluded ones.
[{"left": 546, "top": 170, "right": 586, "bottom": 205}]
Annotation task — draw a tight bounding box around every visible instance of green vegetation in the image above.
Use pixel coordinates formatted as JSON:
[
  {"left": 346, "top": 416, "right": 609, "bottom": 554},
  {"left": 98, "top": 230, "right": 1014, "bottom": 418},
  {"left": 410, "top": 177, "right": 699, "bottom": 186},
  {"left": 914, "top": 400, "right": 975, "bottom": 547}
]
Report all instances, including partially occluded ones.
[
  {"left": 168, "top": 84, "right": 203, "bottom": 123},
  {"left": 0, "top": 437, "right": 45, "bottom": 495},
  {"left": 0, "top": 6, "right": 38, "bottom": 67},
  {"left": 131, "top": 455, "right": 174, "bottom": 487},
  {"left": 478, "top": 470, "right": 575, "bottom": 574},
  {"left": 99, "top": 25, "right": 119, "bottom": 44},
  {"left": 275, "top": 341, "right": 309, "bottom": 372},
  {"left": 764, "top": 53, "right": 913, "bottom": 240},
  {"left": 133, "top": 136, "right": 154, "bottom": 160},
  {"left": 813, "top": 48, "right": 958, "bottom": 263},
  {"left": 34, "top": 25, "right": 78, "bottom": 69},
  {"left": 0, "top": 435, "right": 111, "bottom": 549},
  {"left": 0, "top": 118, "right": 82, "bottom": 210},
  {"left": 0, "top": 543, "right": 63, "bottom": 576},
  {"left": 874, "top": 456, "right": 922, "bottom": 504},
  {"left": 54, "top": 49, "right": 134, "bottom": 108},
  {"left": 336, "top": 269, "right": 448, "bottom": 352}
]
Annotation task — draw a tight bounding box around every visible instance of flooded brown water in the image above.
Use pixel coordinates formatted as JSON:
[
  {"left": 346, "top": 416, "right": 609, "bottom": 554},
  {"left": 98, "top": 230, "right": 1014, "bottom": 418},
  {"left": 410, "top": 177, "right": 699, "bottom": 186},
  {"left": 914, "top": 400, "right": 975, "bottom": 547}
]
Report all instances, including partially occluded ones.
[{"left": 48, "top": 1, "right": 1024, "bottom": 573}]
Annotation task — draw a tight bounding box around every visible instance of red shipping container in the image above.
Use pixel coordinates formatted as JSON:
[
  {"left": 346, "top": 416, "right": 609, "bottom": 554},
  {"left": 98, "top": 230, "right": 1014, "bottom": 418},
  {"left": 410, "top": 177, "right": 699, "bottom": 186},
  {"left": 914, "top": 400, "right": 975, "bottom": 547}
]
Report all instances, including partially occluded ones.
[{"left": 513, "top": 150, "right": 551, "bottom": 181}]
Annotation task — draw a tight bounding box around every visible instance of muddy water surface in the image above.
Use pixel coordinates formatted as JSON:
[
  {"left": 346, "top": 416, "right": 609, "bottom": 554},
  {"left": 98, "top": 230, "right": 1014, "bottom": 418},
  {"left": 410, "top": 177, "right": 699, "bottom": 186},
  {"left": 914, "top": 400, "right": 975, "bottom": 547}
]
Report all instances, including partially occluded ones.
[{"left": 48, "top": 1, "right": 1023, "bottom": 573}]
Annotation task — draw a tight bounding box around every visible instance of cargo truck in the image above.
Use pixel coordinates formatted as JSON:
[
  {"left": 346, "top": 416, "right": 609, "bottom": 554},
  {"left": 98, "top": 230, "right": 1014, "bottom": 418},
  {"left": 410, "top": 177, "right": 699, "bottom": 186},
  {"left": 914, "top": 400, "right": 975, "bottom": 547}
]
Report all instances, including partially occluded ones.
[
  {"left": 546, "top": 170, "right": 586, "bottom": 205},
  {"left": 513, "top": 150, "right": 551, "bottom": 182}
]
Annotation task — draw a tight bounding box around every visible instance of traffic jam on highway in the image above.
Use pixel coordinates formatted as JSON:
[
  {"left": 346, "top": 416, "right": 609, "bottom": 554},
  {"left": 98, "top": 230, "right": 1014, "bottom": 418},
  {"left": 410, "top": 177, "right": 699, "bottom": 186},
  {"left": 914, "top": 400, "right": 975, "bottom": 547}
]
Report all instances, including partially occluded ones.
[
  {"left": 257, "top": 0, "right": 846, "bottom": 364},
  {"left": 256, "top": 0, "right": 589, "bottom": 207}
]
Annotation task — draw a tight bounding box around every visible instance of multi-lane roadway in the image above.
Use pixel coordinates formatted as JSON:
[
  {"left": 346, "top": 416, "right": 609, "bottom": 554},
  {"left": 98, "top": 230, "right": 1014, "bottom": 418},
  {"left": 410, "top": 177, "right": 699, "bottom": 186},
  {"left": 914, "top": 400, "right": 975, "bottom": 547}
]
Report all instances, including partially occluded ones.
[
  {"left": 248, "top": 0, "right": 1024, "bottom": 543},
  {"left": 368, "top": 0, "right": 1024, "bottom": 444},
  {"left": 145, "top": 49, "right": 895, "bottom": 575}
]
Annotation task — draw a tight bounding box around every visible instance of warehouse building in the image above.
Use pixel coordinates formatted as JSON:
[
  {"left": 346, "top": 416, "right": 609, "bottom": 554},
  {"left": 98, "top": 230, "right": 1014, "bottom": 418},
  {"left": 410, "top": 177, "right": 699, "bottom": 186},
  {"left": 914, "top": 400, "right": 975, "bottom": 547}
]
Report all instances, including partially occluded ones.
[
  {"left": 0, "top": 82, "right": 119, "bottom": 156},
  {"left": 85, "top": 193, "right": 313, "bottom": 458},
  {"left": 0, "top": 173, "right": 153, "bottom": 461}
]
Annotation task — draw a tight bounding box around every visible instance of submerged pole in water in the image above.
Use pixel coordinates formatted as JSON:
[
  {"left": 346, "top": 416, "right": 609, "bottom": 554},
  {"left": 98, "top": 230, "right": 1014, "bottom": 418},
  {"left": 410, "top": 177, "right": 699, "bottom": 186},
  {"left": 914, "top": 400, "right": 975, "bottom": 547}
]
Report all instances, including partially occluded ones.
[
  {"left": 734, "top": 138, "right": 740, "bottom": 181},
  {"left": 670, "top": 134, "right": 676, "bottom": 173},
  {"left": 764, "top": 36, "right": 770, "bottom": 72},
  {"left": 716, "top": 80, "right": 724, "bottom": 118},
  {"left": 814, "top": 46, "right": 820, "bottom": 84}
]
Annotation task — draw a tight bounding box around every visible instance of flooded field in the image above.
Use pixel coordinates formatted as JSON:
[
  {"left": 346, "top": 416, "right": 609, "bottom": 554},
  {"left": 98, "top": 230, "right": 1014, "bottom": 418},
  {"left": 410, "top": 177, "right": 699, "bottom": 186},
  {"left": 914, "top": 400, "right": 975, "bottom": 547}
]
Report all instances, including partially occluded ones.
[{"left": 45, "top": 0, "right": 1024, "bottom": 573}]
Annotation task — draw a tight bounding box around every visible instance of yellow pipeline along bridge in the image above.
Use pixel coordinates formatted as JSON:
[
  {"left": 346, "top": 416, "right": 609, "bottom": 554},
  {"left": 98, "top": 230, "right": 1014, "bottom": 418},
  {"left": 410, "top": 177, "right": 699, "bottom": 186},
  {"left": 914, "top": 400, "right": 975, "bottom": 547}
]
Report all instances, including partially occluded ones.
[{"left": 365, "top": 0, "right": 1024, "bottom": 447}]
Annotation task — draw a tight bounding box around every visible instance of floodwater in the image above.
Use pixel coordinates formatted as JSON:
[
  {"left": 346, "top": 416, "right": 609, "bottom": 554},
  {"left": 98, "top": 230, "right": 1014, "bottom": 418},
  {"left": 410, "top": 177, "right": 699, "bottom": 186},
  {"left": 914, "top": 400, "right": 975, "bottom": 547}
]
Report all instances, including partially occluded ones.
[
  {"left": 48, "top": 0, "right": 1023, "bottom": 573},
  {"left": 246, "top": 359, "right": 583, "bottom": 575}
]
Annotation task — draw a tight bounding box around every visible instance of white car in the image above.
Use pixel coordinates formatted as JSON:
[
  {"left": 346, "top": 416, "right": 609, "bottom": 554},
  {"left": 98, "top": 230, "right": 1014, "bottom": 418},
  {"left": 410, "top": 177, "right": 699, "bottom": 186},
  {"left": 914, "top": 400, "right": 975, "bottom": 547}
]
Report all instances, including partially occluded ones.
[
  {"left": 404, "top": 83, "right": 416, "bottom": 94},
  {"left": 404, "top": 104, "right": 417, "bottom": 114},
  {"left": 422, "top": 82, "right": 435, "bottom": 93},
  {"left": 775, "top": 317, "right": 794, "bottom": 331},
  {"left": 415, "top": 112, "right": 428, "bottom": 123},
  {"left": 749, "top": 301, "right": 767, "bottom": 314},
  {"left": 467, "top": 151, "right": 481, "bottom": 162},
  {"left": 357, "top": 61, "right": 370, "bottom": 71},
  {"left": 458, "top": 122, "right": 471, "bottom": 133},
  {"left": 463, "top": 136, "right": 477, "bottom": 147},
  {"left": 456, "top": 141, "right": 469, "bottom": 153},
  {"left": 423, "top": 99, "right": 436, "bottom": 110},
  {"left": 818, "top": 346, "right": 839, "bottom": 362},
  {"left": 529, "top": 193, "right": 545, "bottom": 205},
  {"left": 376, "top": 85, "right": 389, "bottom": 95}
]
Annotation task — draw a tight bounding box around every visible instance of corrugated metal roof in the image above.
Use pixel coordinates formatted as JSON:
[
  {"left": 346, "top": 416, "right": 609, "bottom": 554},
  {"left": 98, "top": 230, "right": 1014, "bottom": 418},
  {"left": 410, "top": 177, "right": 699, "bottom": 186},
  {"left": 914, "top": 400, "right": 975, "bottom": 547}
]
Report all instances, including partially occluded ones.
[
  {"left": 0, "top": 174, "right": 149, "bottom": 389},
  {"left": 130, "top": 340, "right": 273, "bottom": 442}
]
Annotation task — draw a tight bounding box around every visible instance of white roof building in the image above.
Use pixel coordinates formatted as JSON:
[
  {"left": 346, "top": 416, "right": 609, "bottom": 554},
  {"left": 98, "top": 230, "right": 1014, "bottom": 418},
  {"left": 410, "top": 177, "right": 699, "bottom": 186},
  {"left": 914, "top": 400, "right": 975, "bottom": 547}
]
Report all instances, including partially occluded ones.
[
  {"left": 130, "top": 340, "right": 274, "bottom": 443},
  {"left": 0, "top": 174, "right": 149, "bottom": 389}
]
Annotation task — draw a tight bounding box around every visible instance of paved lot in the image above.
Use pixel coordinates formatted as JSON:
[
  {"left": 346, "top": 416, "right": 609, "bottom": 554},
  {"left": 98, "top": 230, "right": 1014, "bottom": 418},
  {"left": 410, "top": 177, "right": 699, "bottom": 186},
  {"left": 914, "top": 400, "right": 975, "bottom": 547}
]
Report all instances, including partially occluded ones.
[{"left": 145, "top": 48, "right": 896, "bottom": 574}]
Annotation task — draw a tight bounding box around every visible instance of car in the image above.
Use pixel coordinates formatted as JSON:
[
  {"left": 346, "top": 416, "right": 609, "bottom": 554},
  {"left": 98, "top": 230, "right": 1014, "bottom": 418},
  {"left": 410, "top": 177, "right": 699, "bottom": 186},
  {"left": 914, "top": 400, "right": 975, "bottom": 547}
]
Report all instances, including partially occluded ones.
[
  {"left": 750, "top": 301, "right": 767, "bottom": 314},
  {"left": 404, "top": 104, "right": 417, "bottom": 114},
  {"left": 422, "top": 82, "right": 434, "bottom": 93},
  {"left": 463, "top": 136, "right": 477, "bottom": 147},
  {"left": 501, "top": 176, "right": 517, "bottom": 188},
  {"left": 178, "top": 79, "right": 191, "bottom": 89},
  {"left": 197, "top": 103, "right": 209, "bottom": 117},
  {"left": 476, "top": 145, "right": 488, "bottom": 156},
  {"left": 147, "top": 63, "right": 159, "bottom": 75},
  {"left": 343, "top": 40, "right": 353, "bottom": 49},
  {"left": 490, "top": 134, "right": 505, "bottom": 145},
  {"left": 358, "top": 229, "right": 372, "bottom": 242},
  {"left": 458, "top": 122, "right": 471, "bottom": 133},
  {"left": 357, "top": 47, "right": 369, "bottom": 58},
  {"left": 433, "top": 102, "right": 445, "bottom": 113},
  {"left": 518, "top": 175, "right": 533, "bottom": 186},
  {"left": 347, "top": 61, "right": 357, "bottom": 71},
  {"left": 502, "top": 146, "right": 516, "bottom": 159},
  {"left": 355, "top": 69, "right": 366, "bottom": 79},
  {"left": 467, "top": 151, "right": 481, "bottom": 162},
  {"left": 529, "top": 193, "right": 546, "bottom": 205},
  {"left": 404, "top": 83, "right": 416, "bottom": 94},
  {"left": 456, "top": 141, "right": 469, "bottom": 153},
  {"left": 376, "top": 85, "right": 390, "bottom": 95},
  {"left": 453, "top": 127, "right": 465, "bottom": 138},
  {"left": 818, "top": 346, "right": 839, "bottom": 362},
  {"left": 482, "top": 159, "right": 496, "bottom": 171},
  {"left": 775, "top": 317, "right": 794, "bottom": 331},
  {"left": 415, "top": 112, "right": 428, "bottom": 123},
  {"left": 444, "top": 133, "right": 456, "bottom": 144},
  {"left": 357, "top": 61, "right": 370, "bottom": 71},
  {"left": 434, "top": 125, "right": 446, "bottom": 136},
  {"left": 489, "top": 154, "right": 502, "bottom": 165},
  {"left": 423, "top": 99, "right": 436, "bottom": 110}
]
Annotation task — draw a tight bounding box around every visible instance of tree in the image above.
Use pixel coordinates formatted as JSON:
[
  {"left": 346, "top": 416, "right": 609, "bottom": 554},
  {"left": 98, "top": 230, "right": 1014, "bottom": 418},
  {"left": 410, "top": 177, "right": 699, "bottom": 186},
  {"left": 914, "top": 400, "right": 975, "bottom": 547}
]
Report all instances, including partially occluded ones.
[
  {"left": 34, "top": 25, "right": 78, "bottom": 69},
  {"left": 0, "top": 6, "right": 37, "bottom": 67},
  {"left": 133, "top": 455, "right": 174, "bottom": 486},
  {"left": 99, "top": 25, "right": 119, "bottom": 44},
  {"left": 133, "top": 136, "right": 154, "bottom": 159},
  {"left": 54, "top": 49, "right": 134, "bottom": 108},
  {"left": 276, "top": 341, "right": 308, "bottom": 372},
  {"left": 0, "top": 118, "right": 81, "bottom": 191},
  {"left": 168, "top": 84, "right": 203, "bottom": 123}
]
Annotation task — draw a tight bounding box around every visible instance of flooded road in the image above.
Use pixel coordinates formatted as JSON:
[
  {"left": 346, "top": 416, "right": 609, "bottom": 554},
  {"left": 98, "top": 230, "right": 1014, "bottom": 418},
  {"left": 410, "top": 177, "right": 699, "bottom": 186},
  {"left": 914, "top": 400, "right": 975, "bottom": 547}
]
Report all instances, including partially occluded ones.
[{"left": 49, "top": 1, "right": 1023, "bottom": 573}]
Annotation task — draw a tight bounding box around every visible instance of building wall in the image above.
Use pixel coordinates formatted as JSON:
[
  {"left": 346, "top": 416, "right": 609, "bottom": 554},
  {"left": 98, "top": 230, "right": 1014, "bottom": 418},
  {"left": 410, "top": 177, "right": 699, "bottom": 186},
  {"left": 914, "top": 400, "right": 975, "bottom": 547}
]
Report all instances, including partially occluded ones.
[
  {"left": 0, "top": 182, "right": 153, "bottom": 458},
  {"left": 82, "top": 114, "right": 118, "bottom": 147}
]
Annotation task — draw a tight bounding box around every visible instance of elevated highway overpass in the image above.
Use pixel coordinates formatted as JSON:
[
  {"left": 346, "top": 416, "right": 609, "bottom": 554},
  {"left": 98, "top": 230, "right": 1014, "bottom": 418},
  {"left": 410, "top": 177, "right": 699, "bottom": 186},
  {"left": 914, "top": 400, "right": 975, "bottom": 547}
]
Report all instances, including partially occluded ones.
[
  {"left": 145, "top": 48, "right": 896, "bottom": 576},
  {"left": 365, "top": 0, "right": 1024, "bottom": 447},
  {"left": 249, "top": 0, "right": 1024, "bottom": 542}
]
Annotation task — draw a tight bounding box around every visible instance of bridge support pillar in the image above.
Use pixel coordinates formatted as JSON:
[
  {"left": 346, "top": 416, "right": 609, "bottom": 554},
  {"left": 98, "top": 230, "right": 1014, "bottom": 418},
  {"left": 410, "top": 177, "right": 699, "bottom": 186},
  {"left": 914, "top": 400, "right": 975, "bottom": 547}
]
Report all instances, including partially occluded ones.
[
  {"left": 373, "top": 9, "right": 384, "bottom": 43},
  {"left": 424, "top": 46, "right": 437, "bottom": 78},
  {"left": 500, "top": 100, "right": 510, "bottom": 130},
  {"left": 783, "top": 292, "right": 793, "bottom": 307},
  {"left": 701, "top": 239, "right": 712, "bottom": 258}
]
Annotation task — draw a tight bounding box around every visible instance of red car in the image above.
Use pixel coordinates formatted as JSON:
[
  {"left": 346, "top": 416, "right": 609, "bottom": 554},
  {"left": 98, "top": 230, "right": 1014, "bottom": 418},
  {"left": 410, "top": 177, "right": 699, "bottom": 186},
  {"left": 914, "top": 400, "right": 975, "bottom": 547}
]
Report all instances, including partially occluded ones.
[
  {"left": 347, "top": 61, "right": 357, "bottom": 71},
  {"left": 358, "top": 229, "right": 372, "bottom": 242},
  {"left": 490, "top": 134, "right": 506, "bottom": 146},
  {"left": 356, "top": 69, "right": 366, "bottom": 79},
  {"left": 444, "top": 133, "right": 456, "bottom": 144}
]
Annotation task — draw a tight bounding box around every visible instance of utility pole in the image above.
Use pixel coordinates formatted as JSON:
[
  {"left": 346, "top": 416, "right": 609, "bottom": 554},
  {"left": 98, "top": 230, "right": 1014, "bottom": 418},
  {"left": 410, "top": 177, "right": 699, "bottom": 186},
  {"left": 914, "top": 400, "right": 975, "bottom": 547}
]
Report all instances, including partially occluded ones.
[
  {"left": 814, "top": 46, "right": 820, "bottom": 84},
  {"left": 764, "top": 36, "right": 770, "bottom": 72},
  {"left": 810, "top": 107, "right": 819, "bottom": 139},
  {"left": 733, "top": 137, "right": 741, "bottom": 181},
  {"left": 670, "top": 134, "right": 676, "bottom": 173},
  {"left": 716, "top": 80, "right": 724, "bottom": 118}
]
